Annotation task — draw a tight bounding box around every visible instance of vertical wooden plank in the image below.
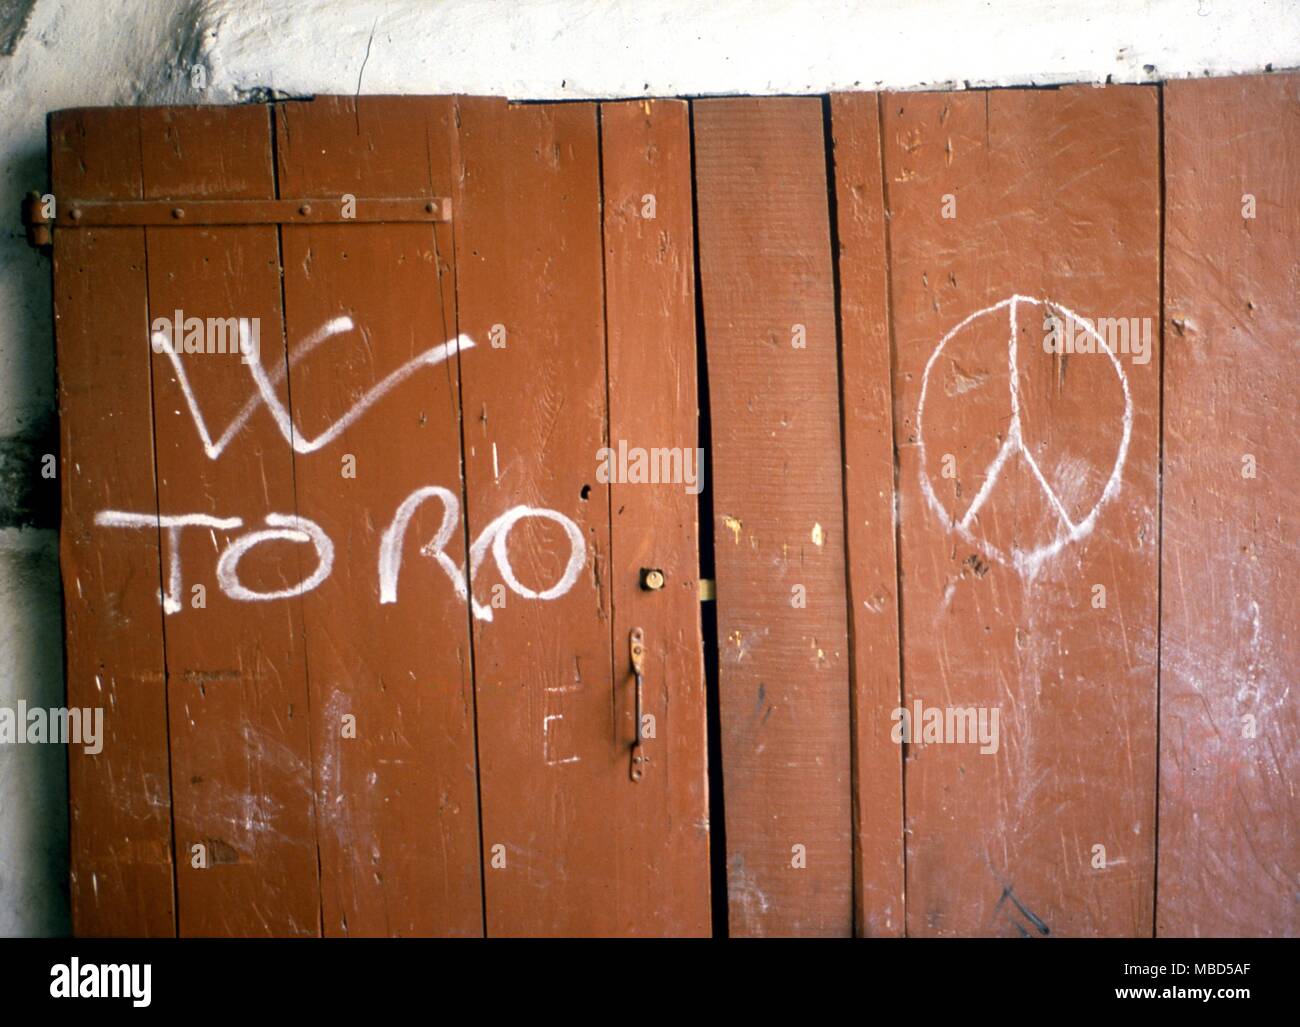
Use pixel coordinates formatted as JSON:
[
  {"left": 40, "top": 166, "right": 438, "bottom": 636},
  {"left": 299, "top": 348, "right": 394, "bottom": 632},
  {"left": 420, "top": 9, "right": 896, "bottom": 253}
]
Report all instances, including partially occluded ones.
[
  {"left": 829, "top": 92, "right": 906, "bottom": 937},
  {"left": 1158, "top": 73, "right": 1300, "bottom": 937},
  {"left": 693, "top": 97, "right": 853, "bottom": 937},
  {"left": 883, "top": 86, "right": 1161, "bottom": 936},
  {"left": 452, "top": 98, "right": 625, "bottom": 935},
  {"left": 600, "top": 99, "right": 711, "bottom": 936},
  {"left": 50, "top": 109, "right": 176, "bottom": 937},
  {"left": 140, "top": 106, "right": 320, "bottom": 935},
  {"left": 273, "top": 96, "right": 483, "bottom": 936}
]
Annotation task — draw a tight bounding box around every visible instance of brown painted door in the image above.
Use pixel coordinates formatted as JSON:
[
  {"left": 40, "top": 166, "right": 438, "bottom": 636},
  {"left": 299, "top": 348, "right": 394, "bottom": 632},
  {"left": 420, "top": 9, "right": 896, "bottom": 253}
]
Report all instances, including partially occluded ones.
[
  {"left": 52, "top": 97, "right": 710, "bottom": 937},
  {"left": 453, "top": 97, "right": 709, "bottom": 936},
  {"left": 51, "top": 81, "right": 1297, "bottom": 940},
  {"left": 693, "top": 97, "right": 853, "bottom": 937},
  {"left": 877, "top": 85, "right": 1162, "bottom": 938},
  {"left": 1158, "top": 74, "right": 1299, "bottom": 938}
]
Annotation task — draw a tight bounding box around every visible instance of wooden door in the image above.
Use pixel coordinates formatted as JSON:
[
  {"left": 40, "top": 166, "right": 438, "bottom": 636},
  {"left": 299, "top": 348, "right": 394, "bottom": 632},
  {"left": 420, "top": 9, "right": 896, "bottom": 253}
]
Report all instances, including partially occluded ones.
[
  {"left": 693, "top": 97, "right": 853, "bottom": 937},
  {"left": 49, "top": 80, "right": 1298, "bottom": 940},
  {"left": 860, "top": 85, "right": 1162, "bottom": 937},
  {"left": 453, "top": 97, "right": 709, "bottom": 936},
  {"left": 51, "top": 96, "right": 710, "bottom": 937},
  {"left": 1158, "top": 74, "right": 1299, "bottom": 937}
]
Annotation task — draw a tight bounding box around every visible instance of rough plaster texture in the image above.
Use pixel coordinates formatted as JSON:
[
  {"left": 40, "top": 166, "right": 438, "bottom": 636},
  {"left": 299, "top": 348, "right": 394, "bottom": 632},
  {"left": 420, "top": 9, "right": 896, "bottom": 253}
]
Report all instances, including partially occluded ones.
[
  {"left": 0, "top": 0, "right": 1297, "bottom": 936},
  {"left": 0, "top": 528, "right": 65, "bottom": 936}
]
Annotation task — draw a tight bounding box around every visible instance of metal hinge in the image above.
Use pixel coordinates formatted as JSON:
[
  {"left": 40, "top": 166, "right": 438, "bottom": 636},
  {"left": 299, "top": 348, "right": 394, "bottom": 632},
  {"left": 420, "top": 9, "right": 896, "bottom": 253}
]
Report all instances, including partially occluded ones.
[{"left": 22, "top": 191, "right": 451, "bottom": 250}]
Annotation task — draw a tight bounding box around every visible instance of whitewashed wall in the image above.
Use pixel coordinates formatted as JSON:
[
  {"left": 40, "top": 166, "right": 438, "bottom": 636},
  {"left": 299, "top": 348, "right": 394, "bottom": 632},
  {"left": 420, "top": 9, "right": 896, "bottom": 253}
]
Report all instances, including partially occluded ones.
[{"left": 1, "top": 0, "right": 1296, "bottom": 935}]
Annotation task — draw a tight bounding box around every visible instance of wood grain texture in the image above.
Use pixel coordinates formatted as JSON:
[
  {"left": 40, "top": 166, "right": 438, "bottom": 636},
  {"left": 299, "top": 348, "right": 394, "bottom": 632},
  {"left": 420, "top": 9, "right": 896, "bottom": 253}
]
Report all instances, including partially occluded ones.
[
  {"left": 884, "top": 86, "right": 1161, "bottom": 937},
  {"left": 693, "top": 97, "right": 853, "bottom": 937},
  {"left": 829, "top": 92, "right": 906, "bottom": 937},
  {"left": 51, "top": 108, "right": 177, "bottom": 937},
  {"left": 1158, "top": 73, "right": 1300, "bottom": 938},
  {"left": 273, "top": 96, "right": 483, "bottom": 936},
  {"left": 52, "top": 86, "right": 1296, "bottom": 940},
  {"left": 452, "top": 98, "right": 628, "bottom": 935},
  {"left": 600, "top": 98, "right": 712, "bottom": 936},
  {"left": 141, "top": 106, "right": 321, "bottom": 935}
]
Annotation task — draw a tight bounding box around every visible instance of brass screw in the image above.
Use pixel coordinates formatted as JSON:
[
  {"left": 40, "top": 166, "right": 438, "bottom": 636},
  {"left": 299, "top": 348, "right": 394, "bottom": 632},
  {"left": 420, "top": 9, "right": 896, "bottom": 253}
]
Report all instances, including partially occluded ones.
[{"left": 641, "top": 568, "right": 665, "bottom": 591}]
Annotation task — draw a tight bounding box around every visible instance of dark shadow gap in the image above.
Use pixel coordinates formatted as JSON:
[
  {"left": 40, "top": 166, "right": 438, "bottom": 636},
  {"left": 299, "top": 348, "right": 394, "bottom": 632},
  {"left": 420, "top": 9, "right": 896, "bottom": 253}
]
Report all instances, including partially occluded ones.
[
  {"left": 686, "top": 98, "right": 729, "bottom": 940},
  {"left": 440, "top": 98, "right": 492, "bottom": 940},
  {"left": 268, "top": 100, "right": 327, "bottom": 938},
  {"left": 132, "top": 107, "right": 184, "bottom": 939},
  {"left": 875, "top": 89, "right": 910, "bottom": 938},
  {"left": 819, "top": 93, "right": 860, "bottom": 937}
]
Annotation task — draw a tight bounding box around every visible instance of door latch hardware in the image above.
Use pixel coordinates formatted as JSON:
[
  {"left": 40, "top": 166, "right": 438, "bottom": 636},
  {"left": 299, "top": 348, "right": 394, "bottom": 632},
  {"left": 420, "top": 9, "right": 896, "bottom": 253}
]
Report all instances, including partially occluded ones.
[
  {"left": 639, "top": 567, "right": 665, "bottom": 591},
  {"left": 630, "top": 626, "right": 647, "bottom": 782}
]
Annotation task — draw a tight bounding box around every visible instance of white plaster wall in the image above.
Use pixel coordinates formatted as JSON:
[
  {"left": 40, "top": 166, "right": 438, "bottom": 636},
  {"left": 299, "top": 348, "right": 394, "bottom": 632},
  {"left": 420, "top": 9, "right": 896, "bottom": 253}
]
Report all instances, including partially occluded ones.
[
  {"left": 0, "top": 0, "right": 1296, "bottom": 936},
  {"left": 0, "top": 0, "right": 206, "bottom": 937},
  {"left": 0, "top": 528, "right": 65, "bottom": 936},
  {"left": 204, "top": 0, "right": 1300, "bottom": 100}
]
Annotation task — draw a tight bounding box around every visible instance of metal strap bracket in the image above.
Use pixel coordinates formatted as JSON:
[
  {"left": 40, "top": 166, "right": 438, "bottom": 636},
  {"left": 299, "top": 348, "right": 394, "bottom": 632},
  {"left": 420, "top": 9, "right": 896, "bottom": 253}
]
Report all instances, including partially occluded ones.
[{"left": 23, "top": 192, "right": 451, "bottom": 248}]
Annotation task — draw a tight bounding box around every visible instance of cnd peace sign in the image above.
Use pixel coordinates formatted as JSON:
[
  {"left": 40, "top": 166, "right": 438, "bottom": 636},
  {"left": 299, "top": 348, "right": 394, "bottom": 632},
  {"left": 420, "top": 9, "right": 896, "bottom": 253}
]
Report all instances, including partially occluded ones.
[{"left": 916, "top": 294, "right": 1133, "bottom": 578}]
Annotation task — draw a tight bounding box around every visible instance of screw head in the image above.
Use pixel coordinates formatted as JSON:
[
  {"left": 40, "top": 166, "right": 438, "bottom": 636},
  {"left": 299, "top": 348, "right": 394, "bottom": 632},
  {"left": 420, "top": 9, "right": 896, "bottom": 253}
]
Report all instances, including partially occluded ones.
[{"left": 641, "top": 568, "right": 665, "bottom": 591}]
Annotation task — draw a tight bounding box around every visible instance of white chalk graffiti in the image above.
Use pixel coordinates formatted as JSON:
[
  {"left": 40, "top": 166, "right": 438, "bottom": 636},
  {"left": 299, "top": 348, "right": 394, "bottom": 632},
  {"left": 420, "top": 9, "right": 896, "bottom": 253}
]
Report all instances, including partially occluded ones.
[
  {"left": 94, "top": 511, "right": 242, "bottom": 614},
  {"left": 99, "top": 316, "right": 586, "bottom": 622},
  {"left": 542, "top": 714, "right": 581, "bottom": 766},
  {"left": 380, "top": 486, "right": 463, "bottom": 606},
  {"left": 96, "top": 488, "right": 586, "bottom": 622},
  {"left": 917, "top": 294, "right": 1132, "bottom": 578},
  {"left": 154, "top": 316, "right": 475, "bottom": 459},
  {"left": 216, "top": 514, "right": 335, "bottom": 602},
  {"left": 379, "top": 487, "right": 586, "bottom": 622}
]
